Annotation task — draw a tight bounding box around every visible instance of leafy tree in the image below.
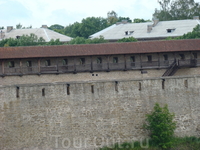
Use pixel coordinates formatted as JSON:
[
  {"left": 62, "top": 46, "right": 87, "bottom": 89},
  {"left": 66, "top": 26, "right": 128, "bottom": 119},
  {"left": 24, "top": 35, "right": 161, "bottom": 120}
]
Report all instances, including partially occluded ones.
[
  {"left": 67, "top": 36, "right": 88, "bottom": 45},
  {"left": 0, "top": 26, "right": 4, "bottom": 29},
  {"left": 26, "top": 25, "right": 32, "bottom": 29},
  {"left": 107, "top": 10, "right": 118, "bottom": 25},
  {"left": 87, "top": 36, "right": 108, "bottom": 44},
  {"left": 154, "top": 0, "right": 200, "bottom": 21},
  {"left": 47, "top": 39, "right": 62, "bottom": 45},
  {"left": 0, "top": 33, "right": 46, "bottom": 47},
  {"left": 118, "top": 17, "right": 132, "bottom": 23},
  {"left": 133, "top": 18, "right": 151, "bottom": 23},
  {"left": 144, "top": 103, "right": 176, "bottom": 149},
  {"left": 16, "top": 23, "right": 23, "bottom": 29},
  {"left": 79, "top": 17, "right": 108, "bottom": 38},
  {"left": 64, "top": 22, "right": 82, "bottom": 38},
  {"left": 64, "top": 17, "right": 108, "bottom": 38},
  {"left": 117, "top": 37, "right": 137, "bottom": 42},
  {"left": 67, "top": 36, "right": 108, "bottom": 45},
  {"left": 49, "top": 24, "right": 64, "bottom": 30},
  {"left": 49, "top": 24, "right": 65, "bottom": 34}
]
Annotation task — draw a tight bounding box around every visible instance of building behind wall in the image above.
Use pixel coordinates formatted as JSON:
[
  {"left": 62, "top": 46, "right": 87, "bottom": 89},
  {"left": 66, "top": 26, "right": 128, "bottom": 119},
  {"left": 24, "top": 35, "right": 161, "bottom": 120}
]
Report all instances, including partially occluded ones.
[
  {"left": 90, "top": 17, "right": 200, "bottom": 42},
  {"left": 0, "top": 25, "right": 72, "bottom": 42}
]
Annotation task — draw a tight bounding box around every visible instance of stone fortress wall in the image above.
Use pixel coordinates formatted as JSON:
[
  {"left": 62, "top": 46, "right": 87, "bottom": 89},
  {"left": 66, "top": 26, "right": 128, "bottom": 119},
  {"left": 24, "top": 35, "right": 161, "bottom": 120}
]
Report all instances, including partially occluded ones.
[{"left": 1, "top": 75, "right": 200, "bottom": 149}]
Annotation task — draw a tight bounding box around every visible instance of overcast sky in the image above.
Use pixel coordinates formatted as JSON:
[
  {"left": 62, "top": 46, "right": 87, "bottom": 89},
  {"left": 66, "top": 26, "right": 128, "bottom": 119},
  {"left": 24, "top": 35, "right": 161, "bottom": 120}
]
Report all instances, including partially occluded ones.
[{"left": 1, "top": 0, "right": 200, "bottom": 28}]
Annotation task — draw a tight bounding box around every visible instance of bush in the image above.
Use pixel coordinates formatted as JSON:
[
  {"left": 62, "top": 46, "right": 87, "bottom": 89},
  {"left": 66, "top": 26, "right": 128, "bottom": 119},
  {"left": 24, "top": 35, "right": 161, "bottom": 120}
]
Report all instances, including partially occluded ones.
[{"left": 144, "top": 103, "right": 176, "bottom": 149}]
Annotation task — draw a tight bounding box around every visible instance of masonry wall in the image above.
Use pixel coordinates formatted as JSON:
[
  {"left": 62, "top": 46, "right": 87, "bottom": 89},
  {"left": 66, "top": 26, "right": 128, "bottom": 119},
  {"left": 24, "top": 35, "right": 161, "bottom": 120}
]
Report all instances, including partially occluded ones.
[{"left": 0, "top": 76, "right": 200, "bottom": 150}]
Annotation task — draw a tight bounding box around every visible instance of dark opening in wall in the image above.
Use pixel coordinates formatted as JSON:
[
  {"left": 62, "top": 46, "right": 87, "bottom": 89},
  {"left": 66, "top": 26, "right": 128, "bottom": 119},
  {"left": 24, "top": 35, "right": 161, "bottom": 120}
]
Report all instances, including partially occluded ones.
[
  {"left": 139, "top": 82, "right": 141, "bottom": 91},
  {"left": 80, "top": 58, "right": 85, "bottom": 65},
  {"left": 130, "top": 56, "right": 135, "bottom": 62},
  {"left": 97, "top": 57, "right": 102, "bottom": 64},
  {"left": 16, "top": 36, "right": 21, "bottom": 39},
  {"left": 113, "top": 57, "right": 118, "bottom": 63},
  {"left": 179, "top": 54, "right": 185, "bottom": 60},
  {"left": 8, "top": 61, "right": 15, "bottom": 68},
  {"left": 45, "top": 60, "right": 51, "bottom": 66},
  {"left": 193, "top": 53, "right": 197, "bottom": 59},
  {"left": 67, "top": 84, "right": 70, "bottom": 95},
  {"left": 167, "top": 28, "right": 175, "bottom": 33},
  {"left": 163, "top": 54, "right": 168, "bottom": 61},
  {"left": 130, "top": 56, "right": 135, "bottom": 66},
  {"left": 63, "top": 59, "right": 68, "bottom": 65},
  {"left": 162, "top": 79, "right": 165, "bottom": 89},
  {"left": 16, "top": 86, "right": 19, "bottom": 98},
  {"left": 147, "top": 55, "right": 152, "bottom": 62},
  {"left": 26, "top": 61, "right": 32, "bottom": 67},
  {"left": 42, "top": 88, "right": 45, "bottom": 96},
  {"left": 91, "top": 85, "right": 94, "bottom": 93},
  {"left": 184, "top": 80, "right": 188, "bottom": 88},
  {"left": 115, "top": 81, "right": 118, "bottom": 92},
  {"left": 141, "top": 70, "right": 148, "bottom": 74}
]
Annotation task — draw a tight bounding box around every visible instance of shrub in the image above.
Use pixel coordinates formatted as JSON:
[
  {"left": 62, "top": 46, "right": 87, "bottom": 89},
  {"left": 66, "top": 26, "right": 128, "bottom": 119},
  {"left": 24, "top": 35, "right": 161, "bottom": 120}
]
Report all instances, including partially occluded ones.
[{"left": 144, "top": 103, "right": 176, "bottom": 149}]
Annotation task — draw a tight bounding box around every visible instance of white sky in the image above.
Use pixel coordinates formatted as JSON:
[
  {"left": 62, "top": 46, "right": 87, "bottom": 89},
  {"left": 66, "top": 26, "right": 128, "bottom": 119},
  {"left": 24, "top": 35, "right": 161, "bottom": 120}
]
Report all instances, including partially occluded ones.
[{"left": 0, "top": 0, "right": 200, "bottom": 28}]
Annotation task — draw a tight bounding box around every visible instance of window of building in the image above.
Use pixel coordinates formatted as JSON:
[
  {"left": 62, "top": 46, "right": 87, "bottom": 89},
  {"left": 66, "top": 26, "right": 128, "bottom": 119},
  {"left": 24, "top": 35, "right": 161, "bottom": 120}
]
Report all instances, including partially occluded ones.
[
  {"left": 167, "top": 28, "right": 176, "bottom": 33},
  {"left": 129, "top": 31, "right": 134, "bottom": 34},
  {"left": 147, "top": 55, "right": 152, "bottom": 62},
  {"left": 16, "top": 36, "right": 21, "bottom": 39},
  {"left": 45, "top": 60, "right": 51, "bottom": 66},
  {"left": 113, "top": 57, "right": 118, "bottom": 63},
  {"left": 26, "top": 61, "right": 32, "bottom": 67},
  {"left": 8, "top": 61, "right": 15, "bottom": 68},
  {"left": 193, "top": 53, "right": 197, "bottom": 59},
  {"left": 130, "top": 56, "right": 135, "bottom": 62},
  {"left": 179, "top": 54, "right": 185, "bottom": 60},
  {"left": 97, "top": 57, "right": 102, "bottom": 64},
  {"left": 80, "top": 58, "right": 85, "bottom": 65},
  {"left": 62, "top": 59, "right": 68, "bottom": 65},
  {"left": 163, "top": 54, "right": 168, "bottom": 61}
]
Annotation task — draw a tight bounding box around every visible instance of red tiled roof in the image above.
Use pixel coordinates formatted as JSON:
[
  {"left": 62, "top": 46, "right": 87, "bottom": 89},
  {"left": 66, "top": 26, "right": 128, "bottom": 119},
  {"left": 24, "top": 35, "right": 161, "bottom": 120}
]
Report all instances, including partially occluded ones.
[{"left": 0, "top": 39, "right": 200, "bottom": 59}]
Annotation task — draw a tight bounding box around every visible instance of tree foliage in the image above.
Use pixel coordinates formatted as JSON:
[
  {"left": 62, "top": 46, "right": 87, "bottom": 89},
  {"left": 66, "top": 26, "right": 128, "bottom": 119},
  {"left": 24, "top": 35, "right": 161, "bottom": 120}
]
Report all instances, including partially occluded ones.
[
  {"left": 48, "top": 24, "right": 65, "bottom": 34},
  {"left": 154, "top": 0, "right": 200, "bottom": 21},
  {"left": 63, "top": 17, "right": 108, "bottom": 38},
  {"left": 144, "top": 103, "right": 176, "bottom": 149},
  {"left": 0, "top": 33, "right": 63, "bottom": 47},
  {"left": 49, "top": 11, "right": 150, "bottom": 38},
  {"left": 67, "top": 36, "right": 108, "bottom": 45},
  {"left": 117, "top": 37, "right": 137, "bottom": 42},
  {"left": 16, "top": 23, "right": 23, "bottom": 29},
  {"left": 118, "top": 17, "right": 132, "bottom": 23},
  {"left": 107, "top": 10, "right": 118, "bottom": 25},
  {"left": 79, "top": 17, "right": 108, "bottom": 38},
  {"left": 133, "top": 18, "right": 151, "bottom": 23}
]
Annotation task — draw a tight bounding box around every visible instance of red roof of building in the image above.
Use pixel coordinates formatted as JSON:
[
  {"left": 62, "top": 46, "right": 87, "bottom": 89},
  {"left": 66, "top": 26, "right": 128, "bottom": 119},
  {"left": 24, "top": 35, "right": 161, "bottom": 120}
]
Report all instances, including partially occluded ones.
[{"left": 0, "top": 39, "right": 200, "bottom": 59}]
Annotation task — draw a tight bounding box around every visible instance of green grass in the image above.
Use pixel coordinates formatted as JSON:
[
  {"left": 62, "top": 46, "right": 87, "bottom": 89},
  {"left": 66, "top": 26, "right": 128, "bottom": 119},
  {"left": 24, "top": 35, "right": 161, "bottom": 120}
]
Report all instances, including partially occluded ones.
[{"left": 99, "top": 136, "right": 200, "bottom": 150}]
